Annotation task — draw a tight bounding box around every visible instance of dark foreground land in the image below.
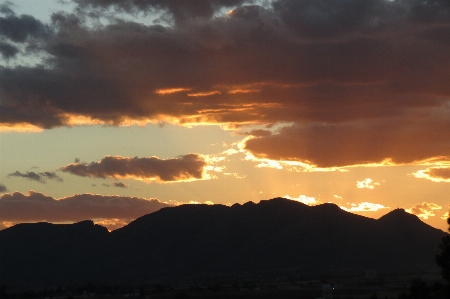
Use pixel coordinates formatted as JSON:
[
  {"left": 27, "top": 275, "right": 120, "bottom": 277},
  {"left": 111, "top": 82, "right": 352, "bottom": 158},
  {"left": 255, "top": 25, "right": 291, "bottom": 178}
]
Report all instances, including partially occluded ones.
[
  {"left": 1, "top": 198, "right": 449, "bottom": 298},
  {"left": 2, "top": 271, "right": 449, "bottom": 299},
  {"left": 1, "top": 198, "right": 447, "bottom": 288}
]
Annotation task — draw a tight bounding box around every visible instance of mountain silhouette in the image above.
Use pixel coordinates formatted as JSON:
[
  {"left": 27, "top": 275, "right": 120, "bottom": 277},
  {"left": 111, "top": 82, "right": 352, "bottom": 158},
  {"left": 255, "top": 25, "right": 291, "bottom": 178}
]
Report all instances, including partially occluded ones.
[{"left": 0, "top": 198, "right": 447, "bottom": 287}]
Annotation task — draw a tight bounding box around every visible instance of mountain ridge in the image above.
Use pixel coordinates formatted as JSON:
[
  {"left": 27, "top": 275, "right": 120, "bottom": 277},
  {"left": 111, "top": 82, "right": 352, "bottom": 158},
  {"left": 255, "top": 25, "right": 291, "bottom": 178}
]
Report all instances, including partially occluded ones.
[{"left": 0, "top": 198, "right": 447, "bottom": 287}]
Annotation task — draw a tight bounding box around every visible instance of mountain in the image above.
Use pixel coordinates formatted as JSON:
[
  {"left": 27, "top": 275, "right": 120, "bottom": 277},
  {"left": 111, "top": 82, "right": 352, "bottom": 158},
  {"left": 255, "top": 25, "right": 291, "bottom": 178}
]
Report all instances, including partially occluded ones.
[
  {"left": 0, "top": 198, "right": 447, "bottom": 287},
  {"left": 0, "top": 220, "right": 109, "bottom": 286}
]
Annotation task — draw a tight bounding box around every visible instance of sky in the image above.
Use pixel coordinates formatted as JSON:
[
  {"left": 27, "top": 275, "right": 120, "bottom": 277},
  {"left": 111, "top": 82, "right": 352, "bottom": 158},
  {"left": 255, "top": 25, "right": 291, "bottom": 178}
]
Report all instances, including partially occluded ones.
[{"left": 0, "top": 0, "right": 449, "bottom": 232}]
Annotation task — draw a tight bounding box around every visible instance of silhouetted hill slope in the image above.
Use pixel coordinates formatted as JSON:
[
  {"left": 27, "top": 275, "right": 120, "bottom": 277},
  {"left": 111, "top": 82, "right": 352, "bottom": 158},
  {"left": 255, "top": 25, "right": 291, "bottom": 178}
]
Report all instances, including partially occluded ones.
[
  {"left": 0, "top": 198, "right": 447, "bottom": 287},
  {"left": 0, "top": 221, "right": 109, "bottom": 286}
]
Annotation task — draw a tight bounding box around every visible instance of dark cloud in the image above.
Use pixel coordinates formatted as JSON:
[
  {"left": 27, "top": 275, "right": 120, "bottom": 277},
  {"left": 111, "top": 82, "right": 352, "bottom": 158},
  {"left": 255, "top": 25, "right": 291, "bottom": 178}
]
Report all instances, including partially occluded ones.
[
  {"left": 273, "top": 0, "right": 450, "bottom": 39},
  {"left": 0, "top": 191, "right": 171, "bottom": 223},
  {"left": 0, "top": 1, "right": 450, "bottom": 166},
  {"left": 244, "top": 107, "right": 450, "bottom": 168},
  {"left": 0, "top": 184, "right": 7, "bottom": 193},
  {"left": 113, "top": 182, "right": 128, "bottom": 188},
  {"left": 273, "top": 0, "right": 382, "bottom": 39},
  {"left": 61, "top": 154, "right": 207, "bottom": 182},
  {"left": 0, "top": 3, "right": 14, "bottom": 16},
  {"left": 0, "top": 42, "right": 18, "bottom": 59},
  {"left": 75, "top": 0, "right": 247, "bottom": 24},
  {"left": 40, "top": 171, "right": 63, "bottom": 181},
  {"left": 0, "top": 13, "right": 48, "bottom": 42},
  {"left": 407, "top": 0, "right": 450, "bottom": 24},
  {"left": 8, "top": 171, "right": 63, "bottom": 183}
]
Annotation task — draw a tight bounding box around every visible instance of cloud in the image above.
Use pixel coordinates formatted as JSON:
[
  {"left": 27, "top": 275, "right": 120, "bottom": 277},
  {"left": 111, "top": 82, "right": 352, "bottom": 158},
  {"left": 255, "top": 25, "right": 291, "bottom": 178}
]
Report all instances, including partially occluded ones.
[
  {"left": 75, "top": 0, "right": 248, "bottom": 25},
  {"left": 356, "top": 178, "right": 380, "bottom": 189},
  {"left": 155, "top": 88, "right": 192, "bottom": 95},
  {"left": 0, "top": 1, "right": 450, "bottom": 167},
  {"left": 8, "top": 171, "right": 63, "bottom": 183},
  {"left": 166, "top": 199, "right": 217, "bottom": 206},
  {"left": 0, "top": 41, "right": 18, "bottom": 59},
  {"left": 0, "top": 191, "right": 171, "bottom": 223},
  {"left": 412, "top": 167, "right": 450, "bottom": 182},
  {"left": 0, "top": 220, "right": 14, "bottom": 230},
  {"left": 406, "top": 202, "right": 442, "bottom": 219},
  {"left": 113, "top": 182, "right": 128, "bottom": 188},
  {"left": 93, "top": 218, "right": 132, "bottom": 231},
  {"left": 240, "top": 129, "right": 273, "bottom": 137},
  {"left": 442, "top": 211, "right": 449, "bottom": 220},
  {"left": 0, "top": 11, "right": 48, "bottom": 42},
  {"left": 187, "top": 91, "right": 221, "bottom": 97},
  {"left": 244, "top": 113, "right": 450, "bottom": 168},
  {"left": 340, "top": 202, "right": 388, "bottom": 212},
  {"left": 0, "top": 184, "right": 7, "bottom": 193},
  {"left": 285, "top": 194, "right": 319, "bottom": 206},
  {"left": 60, "top": 154, "right": 208, "bottom": 182}
]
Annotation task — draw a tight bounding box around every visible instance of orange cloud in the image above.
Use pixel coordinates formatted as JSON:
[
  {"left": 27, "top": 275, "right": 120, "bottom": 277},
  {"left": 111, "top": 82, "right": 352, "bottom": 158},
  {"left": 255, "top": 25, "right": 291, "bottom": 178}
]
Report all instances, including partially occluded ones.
[
  {"left": 244, "top": 114, "right": 450, "bottom": 168},
  {"left": 93, "top": 218, "right": 132, "bottom": 231},
  {"left": 61, "top": 154, "right": 207, "bottom": 182},
  {"left": 0, "top": 124, "right": 43, "bottom": 133},
  {"left": 165, "top": 199, "right": 217, "bottom": 206},
  {"left": 340, "top": 202, "right": 388, "bottom": 212},
  {"left": 413, "top": 167, "right": 450, "bottom": 182},
  {"left": 187, "top": 91, "right": 221, "bottom": 97},
  {"left": 227, "top": 89, "right": 261, "bottom": 94},
  {"left": 356, "top": 178, "right": 380, "bottom": 189},
  {"left": 0, "top": 221, "right": 14, "bottom": 230},
  {"left": 154, "top": 88, "right": 192, "bottom": 95},
  {"left": 406, "top": 202, "right": 442, "bottom": 219},
  {"left": 442, "top": 211, "right": 449, "bottom": 220},
  {"left": 285, "top": 194, "right": 320, "bottom": 205}
]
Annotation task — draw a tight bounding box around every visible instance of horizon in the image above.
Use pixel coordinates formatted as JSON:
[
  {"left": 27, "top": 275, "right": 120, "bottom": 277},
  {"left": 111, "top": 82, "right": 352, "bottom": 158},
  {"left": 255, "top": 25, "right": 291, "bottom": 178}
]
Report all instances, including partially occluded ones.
[
  {"left": 1, "top": 0, "right": 450, "bottom": 232},
  {"left": 3, "top": 197, "right": 447, "bottom": 233}
]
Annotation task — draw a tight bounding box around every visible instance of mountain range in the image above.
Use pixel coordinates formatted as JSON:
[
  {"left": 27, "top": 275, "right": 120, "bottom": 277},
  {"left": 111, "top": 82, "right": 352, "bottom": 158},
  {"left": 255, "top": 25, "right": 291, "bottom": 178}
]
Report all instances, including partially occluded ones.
[{"left": 0, "top": 198, "right": 447, "bottom": 287}]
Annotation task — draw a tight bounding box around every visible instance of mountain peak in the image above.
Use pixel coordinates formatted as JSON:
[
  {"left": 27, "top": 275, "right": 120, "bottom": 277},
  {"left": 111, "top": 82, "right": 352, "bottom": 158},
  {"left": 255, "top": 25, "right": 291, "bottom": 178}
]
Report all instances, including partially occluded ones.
[
  {"left": 259, "top": 197, "right": 307, "bottom": 207},
  {"left": 378, "top": 208, "right": 417, "bottom": 222},
  {"left": 377, "top": 208, "right": 435, "bottom": 231}
]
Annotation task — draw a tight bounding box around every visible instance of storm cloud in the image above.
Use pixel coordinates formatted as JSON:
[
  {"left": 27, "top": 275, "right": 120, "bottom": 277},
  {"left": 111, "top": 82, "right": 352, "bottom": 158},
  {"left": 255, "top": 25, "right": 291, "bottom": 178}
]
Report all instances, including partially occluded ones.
[
  {"left": 60, "top": 154, "right": 207, "bottom": 182},
  {"left": 1, "top": 0, "right": 450, "bottom": 167}
]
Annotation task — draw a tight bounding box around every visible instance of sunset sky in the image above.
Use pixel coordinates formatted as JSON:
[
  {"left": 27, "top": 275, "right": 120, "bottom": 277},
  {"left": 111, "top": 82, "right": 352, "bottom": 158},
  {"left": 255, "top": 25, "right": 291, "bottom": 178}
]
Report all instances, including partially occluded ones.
[{"left": 1, "top": 0, "right": 449, "bottom": 232}]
